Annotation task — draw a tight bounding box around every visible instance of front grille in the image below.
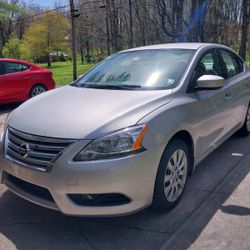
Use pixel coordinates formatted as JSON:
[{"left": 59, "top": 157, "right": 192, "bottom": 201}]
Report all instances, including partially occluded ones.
[{"left": 4, "top": 127, "right": 75, "bottom": 172}]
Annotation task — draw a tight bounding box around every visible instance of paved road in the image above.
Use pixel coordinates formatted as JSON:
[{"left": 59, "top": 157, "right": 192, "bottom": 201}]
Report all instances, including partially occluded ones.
[{"left": 1, "top": 104, "right": 250, "bottom": 250}]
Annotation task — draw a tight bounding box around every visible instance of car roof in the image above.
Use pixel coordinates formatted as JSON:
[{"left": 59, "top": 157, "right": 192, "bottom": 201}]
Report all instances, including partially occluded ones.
[
  {"left": 0, "top": 58, "right": 32, "bottom": 64},
  {"left": 120, "top": 43, "right": 226, "bottom": 52},
  {"left": 0, "top": 58, "right": 44, "bottom": 69}
]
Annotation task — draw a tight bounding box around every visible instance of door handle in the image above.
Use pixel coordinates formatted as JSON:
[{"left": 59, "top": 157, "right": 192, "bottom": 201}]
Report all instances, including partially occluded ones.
[{"left": 224, "top": 93, "right": 232, "bottom": 100}]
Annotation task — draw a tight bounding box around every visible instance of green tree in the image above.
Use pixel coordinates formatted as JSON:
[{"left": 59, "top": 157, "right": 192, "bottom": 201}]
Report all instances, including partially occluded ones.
[
  {"left": 2, "top": 38, "right": 21, "bottom": 58},
  {"left": 0, "top": 1, "right": 23, "bottom": 56},
  {"left": 0, "top": 0, "right": 21, "bottom": 20},
  {"left": 22, "top": 12, "right": 70, "bottom": 67}
]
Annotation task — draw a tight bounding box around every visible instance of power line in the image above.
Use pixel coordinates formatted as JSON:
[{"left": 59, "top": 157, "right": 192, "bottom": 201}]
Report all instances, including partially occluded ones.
[
  {"left": 12, "top": 10, "right": 70, "bottom": 26},
  {"left": 12, "top": 0, "right": 106, "bottom": 26},
  {"left": 12, "top": 4, "right": 70, "bottom": 25},
  {"left": 14, "top": 10, "right": 71, "bottom": 26},
  {"left": 13, "top": 4, "right": 107, "bottom": 26}
]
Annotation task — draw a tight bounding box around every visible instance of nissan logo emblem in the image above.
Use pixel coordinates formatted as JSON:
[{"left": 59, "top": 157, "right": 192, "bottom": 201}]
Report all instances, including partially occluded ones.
[{"left": 18, "top": 143, "right": 30, "bottom": 158}]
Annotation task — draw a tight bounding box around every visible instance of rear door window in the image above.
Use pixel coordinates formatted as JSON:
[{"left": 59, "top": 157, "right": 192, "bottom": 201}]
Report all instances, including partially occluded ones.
[
  {"left": 4, "top": 62, "right": 30, "bottom": 74},
  {"left": 219, "top": 50, "right": 242, "bottom": 78}
]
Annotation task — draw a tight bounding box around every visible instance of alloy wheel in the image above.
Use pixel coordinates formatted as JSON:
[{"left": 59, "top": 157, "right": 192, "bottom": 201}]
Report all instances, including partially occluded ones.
[
  {"left": 30, "top": 86, "right": 46, "bottom": 97},
  {"left": 164, "top": 149, "right": 188, "bottom": 202}
]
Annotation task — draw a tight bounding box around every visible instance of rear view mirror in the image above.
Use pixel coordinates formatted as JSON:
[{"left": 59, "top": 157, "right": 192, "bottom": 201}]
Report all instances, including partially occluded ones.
[{"left": 196, "top": 75, "right": 224, "bottom": 90}]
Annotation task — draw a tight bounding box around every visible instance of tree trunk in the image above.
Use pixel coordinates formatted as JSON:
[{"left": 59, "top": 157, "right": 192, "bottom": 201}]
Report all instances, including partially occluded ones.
[
  {"left": 239, "top": 0, "right": 250, "bottom": 60},
  {"left": 129, "top": 0, "right": 133, "bottom": 47},
  {"left": 175, "top": 0, "right": 184, "bottom": 41},
  {"left": 47, "top": 53, "right": 51, "bottom": 68},
  {"left": 188, "top": 0, "right": 199, "bottom": 42},
  {"left": 187, "top": 0, "right": 207, "bottom": 42},
  {"left": 80, "top": 48, "right": 84, "bottom": 64},
  {"left": 86, "top": 40, "right": 90, "bottom": 63},
  {"left": 105, "top": 0, "right": 111, "bottom": 55}
]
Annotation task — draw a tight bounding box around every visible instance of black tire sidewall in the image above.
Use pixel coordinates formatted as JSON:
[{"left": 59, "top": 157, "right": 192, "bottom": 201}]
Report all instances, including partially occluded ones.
[
  {"left": 152, "top": 139, "right": 190, "bottom": 211},
  {"left": 239, "top": 106, "right": 250, "bottom": 136}
]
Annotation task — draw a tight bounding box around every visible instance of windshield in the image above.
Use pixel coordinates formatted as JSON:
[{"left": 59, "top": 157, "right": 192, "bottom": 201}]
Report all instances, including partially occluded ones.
[{"left": 75, "top": 49, "right": 195, "bottom": 90}]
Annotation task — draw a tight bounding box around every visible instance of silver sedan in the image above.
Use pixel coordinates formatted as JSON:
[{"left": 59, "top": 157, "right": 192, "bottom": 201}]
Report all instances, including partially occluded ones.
[{"left": 1, "top": 43, "right": 250, "bottom": 216}]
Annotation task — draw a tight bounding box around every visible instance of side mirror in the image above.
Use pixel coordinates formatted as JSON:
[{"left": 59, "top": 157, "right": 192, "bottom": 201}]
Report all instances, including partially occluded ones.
[{"left": 196, "top": 75, "right": 224, "bottom": 90}]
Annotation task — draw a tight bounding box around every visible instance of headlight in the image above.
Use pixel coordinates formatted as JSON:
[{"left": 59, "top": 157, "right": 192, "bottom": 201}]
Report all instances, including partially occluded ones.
[
  {"left": 0, "top": 112, "right": 11, "bottom": 142},
  {"left": 74, "top": 124, "right": 148, "bottom": 161}
]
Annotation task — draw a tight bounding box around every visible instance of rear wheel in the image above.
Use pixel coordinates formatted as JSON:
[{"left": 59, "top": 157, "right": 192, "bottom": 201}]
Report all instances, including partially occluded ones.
[
  {"left": 239, "top": 105, "right": 250, "bottom": 136},
  {"left": 29, "top": 84, "right": 47, "bottom": 98},
  {"left": 152, "top": 139, "right": 190, "bottom": 211}
]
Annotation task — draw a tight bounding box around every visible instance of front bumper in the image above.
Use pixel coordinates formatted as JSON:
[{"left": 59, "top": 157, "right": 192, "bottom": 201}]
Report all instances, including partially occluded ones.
[{"left": 0, "top": 138, "right": 163, "bottom": 216}]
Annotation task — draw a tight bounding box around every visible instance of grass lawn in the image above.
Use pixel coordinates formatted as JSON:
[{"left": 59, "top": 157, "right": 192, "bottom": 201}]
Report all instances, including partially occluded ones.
[{"left": 38, "top": 61, "right": 95, "bottom": 85}]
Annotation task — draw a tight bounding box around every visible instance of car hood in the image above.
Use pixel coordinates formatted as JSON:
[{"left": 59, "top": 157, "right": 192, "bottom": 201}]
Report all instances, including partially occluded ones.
[{"left": 8, "top": 85, "right": 172, "bottom": 139}]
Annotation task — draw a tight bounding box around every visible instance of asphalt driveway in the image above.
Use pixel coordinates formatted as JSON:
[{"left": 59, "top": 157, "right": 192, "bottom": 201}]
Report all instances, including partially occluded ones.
[{"left": 1, "top": 104, "right": 250, "bottom": 250}]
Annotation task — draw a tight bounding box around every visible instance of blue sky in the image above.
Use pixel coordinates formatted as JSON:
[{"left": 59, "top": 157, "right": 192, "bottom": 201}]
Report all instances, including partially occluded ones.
[
  {"left": 25, "top": 0, "right": 66, "bottom": 8},
  {"left": 35, "top": 0, "right": 55, "bottom": 7}
]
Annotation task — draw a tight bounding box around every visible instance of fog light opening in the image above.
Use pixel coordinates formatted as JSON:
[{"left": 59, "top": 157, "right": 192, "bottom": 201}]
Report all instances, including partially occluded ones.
[{"left": 68, "top": 193, "right": 131, "bottom": 207}]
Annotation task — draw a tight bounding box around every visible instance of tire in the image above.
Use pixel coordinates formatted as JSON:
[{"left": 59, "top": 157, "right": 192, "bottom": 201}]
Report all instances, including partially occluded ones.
[
  {"left": 239, "top": 105, "right": 250, "bottom": 136},
  {"left": 152, "top": 139, "right": 190, "bottom": 211},
  {"left": 29, "top": 84, "right": 47, "bottom": 98}
]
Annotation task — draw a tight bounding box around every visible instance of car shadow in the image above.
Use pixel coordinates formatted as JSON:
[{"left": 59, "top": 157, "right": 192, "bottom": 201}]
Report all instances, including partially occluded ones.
[
  {"left": 0, "top": 103, "right": 21, "bottom": 115},
  {"left": 0, "top": 133, "right": 250, "bottom": 250}
]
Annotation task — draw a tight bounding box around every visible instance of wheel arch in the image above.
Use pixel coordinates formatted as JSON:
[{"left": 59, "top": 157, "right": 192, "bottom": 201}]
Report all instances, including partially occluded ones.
[
  {"left": 30, "top": 83, "right": 48, "bottom": 91},
  {"left": 167, "top": 130, "right": 195, "bottom": 175}
]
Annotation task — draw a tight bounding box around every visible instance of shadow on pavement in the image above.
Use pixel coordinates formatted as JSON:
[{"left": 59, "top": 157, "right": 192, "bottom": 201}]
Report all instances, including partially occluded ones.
[
  {"left": 0, "top": 103, "right": 21, "bottom": 115},
  {"left": 0, "top": 133, "right": 250, "bottom": 250},
  {"left": 220, "top": 205, "right": 250, "bottom": 216}
]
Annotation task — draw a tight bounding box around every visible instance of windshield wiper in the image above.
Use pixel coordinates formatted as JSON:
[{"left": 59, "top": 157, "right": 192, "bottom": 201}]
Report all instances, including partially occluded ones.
[
  {"left": 77, "top": 84, "right": 142, "bottom": 90},
  {"left": 106, "top": 84, "right": 142, "bottom": 90}
]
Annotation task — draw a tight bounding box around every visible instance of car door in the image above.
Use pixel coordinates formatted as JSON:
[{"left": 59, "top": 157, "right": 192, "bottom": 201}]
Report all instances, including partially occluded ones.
[
  {"left": 188, "top": 49, "right": 236, "bottom": 161},
  {"left": 217, "top": 49, "right": 248, "bottom": 127},
  {"left": 0, "top": 61, "right": 31, "bottom": 103}
]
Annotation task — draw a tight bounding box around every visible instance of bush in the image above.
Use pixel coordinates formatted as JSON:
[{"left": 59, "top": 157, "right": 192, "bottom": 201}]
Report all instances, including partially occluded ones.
[{"left": 2, "top": 38, "right": 22, "bottom": 59}]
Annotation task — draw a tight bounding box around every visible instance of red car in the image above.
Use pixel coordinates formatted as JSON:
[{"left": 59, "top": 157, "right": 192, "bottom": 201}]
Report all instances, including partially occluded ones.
[{"left": 0, "top": 59, "right": 55, "bottom": 105}]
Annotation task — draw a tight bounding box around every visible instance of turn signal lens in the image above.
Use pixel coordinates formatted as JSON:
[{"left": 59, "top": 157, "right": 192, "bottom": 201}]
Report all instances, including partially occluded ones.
[{"left": 131, "top": 125, "right": 148, "bottom": 151}]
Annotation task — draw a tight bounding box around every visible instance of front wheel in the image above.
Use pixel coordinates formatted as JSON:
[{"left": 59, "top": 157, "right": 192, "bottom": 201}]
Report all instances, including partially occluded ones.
[
  {"left": 152, "top": 139, "right": 190, "bottom": 211},
  {"left": 29, "top": 84, "right": 47, "bottom": 98}
]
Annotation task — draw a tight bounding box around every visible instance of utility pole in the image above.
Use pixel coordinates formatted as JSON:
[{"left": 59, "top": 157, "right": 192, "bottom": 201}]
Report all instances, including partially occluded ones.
[
  {"left": 105, "top": 0, "right": 111, "bottom": 55},
  {"left": 129, "top": 0, "right": 133, "bottom": 48},
  {"left": 70, "top": 0, "right": 77, "bottom": 81}
]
